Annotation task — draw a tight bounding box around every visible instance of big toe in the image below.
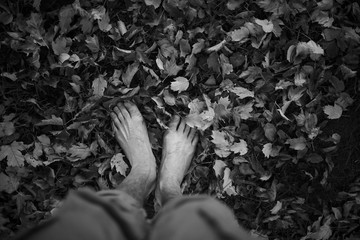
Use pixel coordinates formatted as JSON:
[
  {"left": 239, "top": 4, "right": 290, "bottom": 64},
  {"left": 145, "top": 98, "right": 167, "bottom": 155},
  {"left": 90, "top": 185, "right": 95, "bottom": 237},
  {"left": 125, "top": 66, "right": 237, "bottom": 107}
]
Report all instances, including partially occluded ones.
[
  {"left": 168, "top": 115, "right": 180, "bottom": 130},
  {"left": 124, "top": 101, "right": 142, "bottom": 118}
]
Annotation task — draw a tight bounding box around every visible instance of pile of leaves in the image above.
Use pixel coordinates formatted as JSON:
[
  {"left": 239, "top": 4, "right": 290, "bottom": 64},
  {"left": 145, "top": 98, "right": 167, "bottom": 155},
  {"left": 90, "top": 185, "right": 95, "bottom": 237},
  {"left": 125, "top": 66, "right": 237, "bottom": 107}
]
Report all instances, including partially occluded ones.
[{"left": 0, "top": 0, "right": 359, "bottom": 239}]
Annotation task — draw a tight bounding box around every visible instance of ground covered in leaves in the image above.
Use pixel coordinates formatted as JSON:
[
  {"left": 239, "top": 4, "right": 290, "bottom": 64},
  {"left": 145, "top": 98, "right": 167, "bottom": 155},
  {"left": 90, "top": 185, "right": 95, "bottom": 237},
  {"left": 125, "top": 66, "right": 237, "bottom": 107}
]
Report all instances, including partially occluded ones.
[{"left": 0, "top": 0, "right": 360, "bottom": 239}]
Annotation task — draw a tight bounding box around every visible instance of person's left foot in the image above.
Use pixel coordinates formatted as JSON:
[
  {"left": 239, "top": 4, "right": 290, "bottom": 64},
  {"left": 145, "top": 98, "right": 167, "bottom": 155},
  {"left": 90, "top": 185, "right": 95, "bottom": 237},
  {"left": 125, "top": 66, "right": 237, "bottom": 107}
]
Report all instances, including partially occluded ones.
[{"left": 110, "top": 101, "right": 156, "bottom": 177}]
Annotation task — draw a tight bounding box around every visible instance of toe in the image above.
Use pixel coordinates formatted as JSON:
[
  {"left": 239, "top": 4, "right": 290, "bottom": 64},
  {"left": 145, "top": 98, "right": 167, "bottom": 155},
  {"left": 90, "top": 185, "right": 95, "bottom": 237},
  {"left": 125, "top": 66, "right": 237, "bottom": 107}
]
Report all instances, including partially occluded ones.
[
  {"left": 117, "top": 102, "right": 131, "bottom": 119},
  {"left": 184, "top": 124, "right": 191, "bottom": 135},
  {"left": 177, "top": 118, "right": 186, "bottom": 132},
  {"left": 113, "top": 106, "right": 125, "bottom": 122},
  {"left": 168, "top": 115, "right": 180, "bottom": 130},
  {"left": 191, "top": 132, "right": 199, "bottom": 145},
  {"left": 124, "top": 101, "right": 142, "bottom": 118},
  {"left": 188, "top": 127, "right": 197, "bottom": 139},
  {"left": 111, "top": 112, "right": 121, "bottom": 129}
]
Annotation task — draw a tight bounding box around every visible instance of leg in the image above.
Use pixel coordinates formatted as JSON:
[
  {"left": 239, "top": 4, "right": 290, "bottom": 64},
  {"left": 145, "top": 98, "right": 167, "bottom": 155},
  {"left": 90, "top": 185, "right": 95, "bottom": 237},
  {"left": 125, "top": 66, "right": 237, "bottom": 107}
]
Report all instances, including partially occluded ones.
[
  {"left": 110, "top": 101, "right": 157, "bottom": 206},
  {"left": 149, "top": 195, "right": 255, "bottom": 240},
  {"left": 15, "top": 101, "right": 156, "bottom": 240},
  {"left": 151, "top": 116, "right": 254, "bottom": 240},
  {"left": 155, "top": 115, "right": 198, "bottom": 206}
]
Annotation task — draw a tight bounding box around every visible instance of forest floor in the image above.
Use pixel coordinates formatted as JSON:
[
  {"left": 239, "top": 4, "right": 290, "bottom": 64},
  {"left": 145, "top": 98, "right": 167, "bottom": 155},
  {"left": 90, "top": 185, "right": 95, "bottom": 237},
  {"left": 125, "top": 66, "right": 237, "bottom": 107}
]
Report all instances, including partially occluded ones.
[{"left": 0, "top": 0, "right": 360, "bottom": 239}]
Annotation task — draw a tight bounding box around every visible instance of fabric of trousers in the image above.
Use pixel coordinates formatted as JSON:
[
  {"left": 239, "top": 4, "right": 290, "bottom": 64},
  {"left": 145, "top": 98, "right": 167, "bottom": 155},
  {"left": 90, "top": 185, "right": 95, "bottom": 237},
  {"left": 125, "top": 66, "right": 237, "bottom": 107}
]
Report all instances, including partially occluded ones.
[{"left": 15, "top": 189, "right": 254, "bottom": 240}]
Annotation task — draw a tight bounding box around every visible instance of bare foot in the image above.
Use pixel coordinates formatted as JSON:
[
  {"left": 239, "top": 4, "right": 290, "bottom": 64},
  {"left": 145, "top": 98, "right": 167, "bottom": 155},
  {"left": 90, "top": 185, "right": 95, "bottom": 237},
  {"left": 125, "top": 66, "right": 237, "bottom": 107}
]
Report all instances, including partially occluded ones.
[
  {"left": 110, "top": 101, "right": 156, "bottom": 204},
  {"left": 155, "top": 115, "right": 198, "bottom": 205},
  {"left": 110, "top": 101, "right": 156, "bottom": 172}
]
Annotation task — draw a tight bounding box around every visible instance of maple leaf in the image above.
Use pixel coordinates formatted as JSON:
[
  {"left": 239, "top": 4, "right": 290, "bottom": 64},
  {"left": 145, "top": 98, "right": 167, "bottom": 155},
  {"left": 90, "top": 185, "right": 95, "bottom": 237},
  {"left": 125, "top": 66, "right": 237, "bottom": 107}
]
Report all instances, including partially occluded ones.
[
  {"left": 229, "top": 140, "right": 248, "bottom": 155},
  {"left": 171, "top": 77, "right": 189, "bottom": 93},
  {"left": 232, "top": 102, "right": 254, "bottom": 120},
  {"left": 228, "top": 27, "right": 250, "bottom": 42},
  {"left": 323, "top": 104, "right": 342, "bottom": 119},
  {"left": 163, "top": 56, "right": 183, "bottom": 76},
  {"left": 92, "top": 74, "right": 107, "bottom": 97},
  {"left": 0, "top": 173, "right": 20, "bottom": 194},
  {"left": 52, "top": 37, "right": 70, "bottom": 55},
  {"left": 110, "top": 153, "right": 129, "bottom": 176},
  {"left": 262, "top": 143, "right": 280, "bottom": 158},
  {"left": 68, "top": 143, "right": 92, "bottom": 161},
  {"left": 211, "top": 130, "right": 230, "bottom": 148},
  {"left": 0, "top": 141, "right": 27, "bottom": 167}
]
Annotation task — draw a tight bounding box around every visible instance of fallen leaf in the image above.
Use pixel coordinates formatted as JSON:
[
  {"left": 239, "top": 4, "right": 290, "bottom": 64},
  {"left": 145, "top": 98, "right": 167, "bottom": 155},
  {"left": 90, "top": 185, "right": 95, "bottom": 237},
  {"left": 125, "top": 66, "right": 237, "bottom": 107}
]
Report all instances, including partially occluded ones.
[
  {"left": 110, "top": 153, "right": 129, "bottom": 176},
  {"left": 219, "top": 54, "right": 233, "bottom": 76},
  {"left": 230, "top": 140, "right": 248, "bottom": 155},
  {"left": 254, "top": 19, "right": 274, "bottom": 33},
  {"left": 286, "top": 137, "right": 307, "bottom": 150},
  {"left": 270, "top": 201, "right": 282, "bottom": 214},
  {"left": 262, "top": 143, "right": 273, "bottom": 158},
  {"left": 230, "top": 86, "right": 254, "bottom": 99},
  {"left": 59, "top": 5, "right": 76, "bottom": 33},
  {"left": 163, "top": 56, "right": 183, "bottom": 76},
  {"left": 52, "top": 37, "right": 69, "bottom": 55},
  {"left": 264, "top": 123, "right": 276, "bottom": 141},
  {"left": 0, "top": 72, "right": 17, "bottom": 81},
  {"left": 0, "top": 122, "right": 15, "bottom": 137},
  {"left": 0, "top": 141, "right": 27, "bottom": 167},
  {"left": 207, "top": 39, "right": 226, "bottom": 52},
  {"left": 0, "top": 173, "right": 20, "bottom": 194},
  {"left": 223, "top": 168, "right": 237, "bottom": 196},
  {"left": 211, "top": 130, "right": 230, "bottom": 148},
  {"left": 98, "top": 11, "right": 112, "bottom": 32},
  {"left": 122, "top": 62, "right": 139, "bottom": 87},
  {"left": 35, "top": 115, "right": 64, "bottom": 126},
  {"left": 323, "top": 104, "right": 342, "bottom": 119},
  {"left": 92, "top": 75, "right": 107, "bottom": 97},
  {"left": 228, "top": 27, "right": 250, "bottom": 42},
  {"left": 171, "top": 77, "right": 189, "bottom": 93},
  {"left": 213, "top": 160, "right": 227, "bottom": 177},
  {"left": 145, "top": 0, "right": 162, "bottom": 9},
  {"left": 68, "top": 143, "right": 92, "bottom": 160},
  {"left": 86, "top": 35, "right": 100, "bottom": 53}
]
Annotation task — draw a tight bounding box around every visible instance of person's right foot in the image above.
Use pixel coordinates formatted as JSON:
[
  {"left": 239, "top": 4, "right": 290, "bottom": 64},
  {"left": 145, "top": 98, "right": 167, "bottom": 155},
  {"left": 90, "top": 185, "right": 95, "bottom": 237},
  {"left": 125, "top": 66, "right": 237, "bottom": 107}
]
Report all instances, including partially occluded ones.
[{"left": 155, "top": 115, "right": 198, "bottom": 205}]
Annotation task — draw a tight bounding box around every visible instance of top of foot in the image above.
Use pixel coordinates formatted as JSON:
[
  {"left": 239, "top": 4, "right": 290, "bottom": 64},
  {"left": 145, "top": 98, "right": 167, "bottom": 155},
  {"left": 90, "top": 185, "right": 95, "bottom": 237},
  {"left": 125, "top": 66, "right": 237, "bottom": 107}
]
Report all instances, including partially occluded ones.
[
  {"left": 110, "top": 101, "right": 156, "bottom": 171},
  {"left": 159, "top": 115, "right": 199, "bottom": 186}
]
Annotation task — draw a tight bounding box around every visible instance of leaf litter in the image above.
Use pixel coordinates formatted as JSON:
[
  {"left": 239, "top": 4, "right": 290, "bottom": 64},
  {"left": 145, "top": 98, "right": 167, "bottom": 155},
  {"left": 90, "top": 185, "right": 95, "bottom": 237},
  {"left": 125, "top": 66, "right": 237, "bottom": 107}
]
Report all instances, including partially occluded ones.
[{"left": 0, "top": 0, "right": 359, "bottom": 239}]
